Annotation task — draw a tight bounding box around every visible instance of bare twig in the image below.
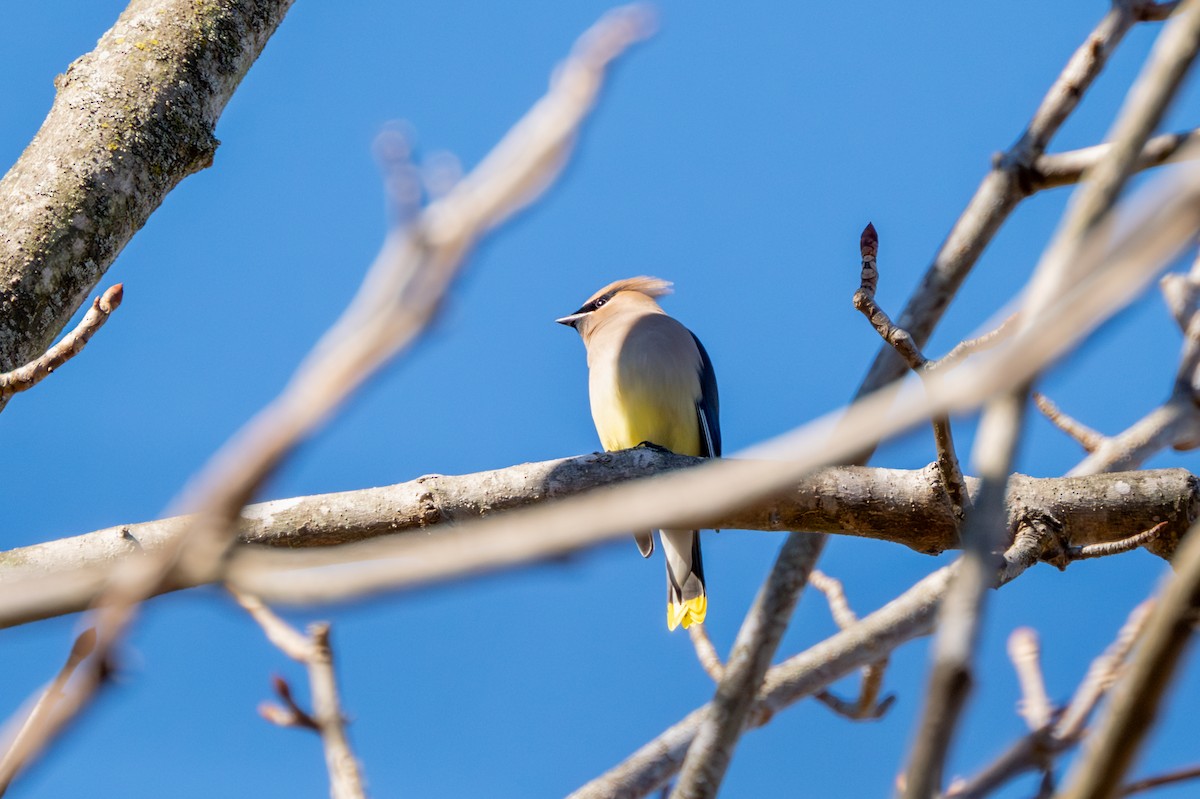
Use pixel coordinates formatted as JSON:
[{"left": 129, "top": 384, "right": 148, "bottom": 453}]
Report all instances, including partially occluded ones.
[
  {"left": 925, "top": 313, "right": 1020, "bottom": 375},
  {"left": 809, "top": 571, "right": 895, "bottom": 722},
  {"left": 0, "top": 285, "right": 123, "bottom": 401},
  {"left": 853, "top": 223, "right": 970, "bottom": 521},
  {"left": 233, "top": 588, "right": 366, "bottom": 799},
  {"left": 1030, "top": 127, "right": 1200, "bottom": 190},
  {"left": 1034, "top": 393, "right": 1107, "bottom": 453},
  {"left": 1050, "top": 521, "right": 1166, "bottom": 566},
  {"left": 944, "top": 600, "right": 1154, "bottom": 799},
  {"left": 670, "top": 533, "right": 824, "bottom": 799},
  {"left": 1008, "top": 628, "right": 1052, "bottom": 731},
  {"left": 687, "top": 626, "right": 724, "bottom": 682},
  {"left": 1120, "top": 764, "right": 1200, "bottom": 796},
  {"left": 261, "top": 674, "right": 320, "bottom": 731}
]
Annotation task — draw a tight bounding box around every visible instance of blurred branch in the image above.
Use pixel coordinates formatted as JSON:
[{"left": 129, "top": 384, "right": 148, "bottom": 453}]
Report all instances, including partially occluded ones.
[
  {"left": 232, "top": 589, "right": 366, "bottom": 799},
  {"left": 0, "top": 629, "right": 100, "bottom": 795},
  {"left": 1008, "top": 628, "right": 1052, "bottom": 732},
  {"left": 0, "top": 7, "right": 653, "bottom": 792},
  {"left": 1063, "top": 249, "right": 1200, "bottom": 475},
  {"left": 903, "top": 392, "right": 1027, "bottom": 799},
  {"left": 944, "top": 601, "right": 1153, "bottom": 799},
  {"left": 1058, "top": 514, "right": 1200, "bottom": 798},
  {"left": 1120, "top": 765, "right": 1200, "bottom": 796},
  {"left": 569, "top": 564, "right": 958, "bottom": 799},
  {"left": 0, "top": 0, "right": 294, "bottom": 404},
  {"left": 671, "top": 533, "right": 823, "bottom": 799},
  {"left": 0, "top": 285, "right": 123, "bottom": 401},
  {"left": 687, "top": 626, "right": 724, "bottom": 682}
]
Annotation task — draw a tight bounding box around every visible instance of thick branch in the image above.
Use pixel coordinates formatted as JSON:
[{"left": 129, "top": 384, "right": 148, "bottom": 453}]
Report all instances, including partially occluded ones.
[
  {"left": 0, "top": 0, "right": 294, "bottom": 380},
  {"left": 0, "top": 456, "right": 1193, "bottom": 628}
]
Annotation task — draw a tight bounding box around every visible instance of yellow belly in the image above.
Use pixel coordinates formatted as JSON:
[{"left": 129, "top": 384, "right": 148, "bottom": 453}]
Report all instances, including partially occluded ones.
[{"left": 589, "top": 377, "right": 701, "bottom": 456}]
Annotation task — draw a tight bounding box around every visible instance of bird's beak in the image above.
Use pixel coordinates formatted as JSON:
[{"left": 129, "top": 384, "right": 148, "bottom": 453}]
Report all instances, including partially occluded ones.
[{"left": 555, "top": 313, "right": 585, "bottom": 328}]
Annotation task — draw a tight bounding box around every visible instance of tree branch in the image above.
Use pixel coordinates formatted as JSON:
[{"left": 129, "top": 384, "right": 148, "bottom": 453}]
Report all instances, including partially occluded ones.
[
  {"left": 670, "top": 533, "right": 823, "bottom": 799},
  {"left": 0, "top": 285, "right": 123, "bottom": 401},
  {"left": 0, "top": 461, "right": 1192, "bottom": 628},
  {"left": 232, "top": 589, "right": 367, "bottom": 799},
  {"left": 0, "top": 0, "right": 294, "bottom": 386}
]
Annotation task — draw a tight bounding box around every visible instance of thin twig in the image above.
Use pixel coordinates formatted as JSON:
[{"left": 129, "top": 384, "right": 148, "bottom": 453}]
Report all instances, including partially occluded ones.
[
  {"left": 1120, "top": 764, "right": 1200, "bottom": 796},
  {"left": 852, "top": 223, "right": 970, "bottom": 521},
  {"left": 1051, "top": 522, "right": 1165, "bottom": 566},
  {"left": 1030, "top": 126, "right": 1200, "bottom": 190},
  {"left": 1034, "top": 393, "right": 1106, "bottom": 453},
  {"left": 687, "top": 625, "right": 724, "bottom": 682},
  {"left": 809, "top": 570, "right": 895, "bottom": 721},
  {"left": 232, "top": 588, "right": 367, "bottom": 799},
  {"left": 944, "top": 600, "right": 1154, "bottom": 799},
  {"left": 1008, "top": 628, "right": 1052, "bottom": 731},
  {"left": 0, "top": 284, "right": 123, "bottom": 401},
  {"left": 925, "top": 312, "right": 1020, "bottom": 375}
]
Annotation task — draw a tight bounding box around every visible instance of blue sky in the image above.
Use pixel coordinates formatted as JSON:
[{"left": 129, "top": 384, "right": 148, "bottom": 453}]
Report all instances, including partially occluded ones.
[{"left": 2, "top": 1, "right": 1198, "bottom": 797}]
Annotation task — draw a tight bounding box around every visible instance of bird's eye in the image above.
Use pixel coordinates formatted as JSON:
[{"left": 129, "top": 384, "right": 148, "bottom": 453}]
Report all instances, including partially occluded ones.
[{"left": 594, "top": 298, "right": 607, "bottom": 308}]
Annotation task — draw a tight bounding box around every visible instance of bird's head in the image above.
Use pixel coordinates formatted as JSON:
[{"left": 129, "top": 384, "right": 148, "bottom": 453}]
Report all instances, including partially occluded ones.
[{"left": 555, "top": 276, "right": 673, "bottom": 340}]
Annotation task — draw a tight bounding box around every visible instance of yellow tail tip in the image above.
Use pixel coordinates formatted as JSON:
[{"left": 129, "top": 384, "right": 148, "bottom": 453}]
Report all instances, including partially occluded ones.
[{"left": 667, "top": 595, "right": 707, "bottom": 631}]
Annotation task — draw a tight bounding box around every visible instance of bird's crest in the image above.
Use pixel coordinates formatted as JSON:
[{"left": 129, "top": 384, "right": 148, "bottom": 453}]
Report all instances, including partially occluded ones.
[{"left": 583, "top": 276, "right": 673, "bottom": 306}]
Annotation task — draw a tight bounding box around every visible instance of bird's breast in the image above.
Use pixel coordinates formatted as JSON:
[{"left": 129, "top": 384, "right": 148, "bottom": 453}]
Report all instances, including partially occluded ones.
[{"left": 587, "top": 321, "right": 702, "bottom": 456}]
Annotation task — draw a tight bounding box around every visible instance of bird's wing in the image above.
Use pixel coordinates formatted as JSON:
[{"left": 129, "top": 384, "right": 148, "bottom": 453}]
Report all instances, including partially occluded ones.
[{"left": 691, "top": 332, "right": 721, "bottom": 458}]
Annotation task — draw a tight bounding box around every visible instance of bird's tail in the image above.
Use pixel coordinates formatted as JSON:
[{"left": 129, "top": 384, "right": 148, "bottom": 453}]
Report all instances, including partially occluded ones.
[{"left": 660, "top": 529, "right": 706, "bottom": 630}]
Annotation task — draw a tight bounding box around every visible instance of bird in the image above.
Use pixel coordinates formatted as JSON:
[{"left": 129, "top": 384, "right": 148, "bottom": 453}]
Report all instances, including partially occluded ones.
[{"left": 556, "top": 277, "right": 720, "bottom": 630}]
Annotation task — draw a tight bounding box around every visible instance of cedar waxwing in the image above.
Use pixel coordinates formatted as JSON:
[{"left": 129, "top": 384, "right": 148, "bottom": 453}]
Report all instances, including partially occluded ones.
[{"left": 556, "top": 277, "right": 721, "bottom": 630}]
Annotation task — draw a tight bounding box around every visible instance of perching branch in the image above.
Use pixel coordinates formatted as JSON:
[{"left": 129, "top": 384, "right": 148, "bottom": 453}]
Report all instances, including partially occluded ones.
[
  {"left": 233, "top": 589, "right": 367, "bottom": 799},
  {"left": 0, "top": 284, "right": 123, "bottom": 401},
  {"left": 1, "top": 461, "right": 1192, "bottom": 629}
]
